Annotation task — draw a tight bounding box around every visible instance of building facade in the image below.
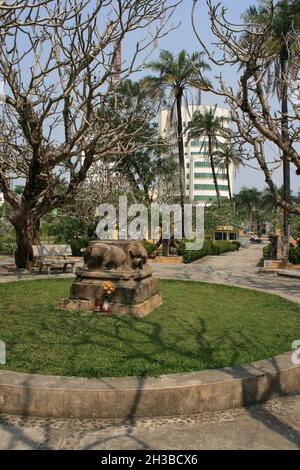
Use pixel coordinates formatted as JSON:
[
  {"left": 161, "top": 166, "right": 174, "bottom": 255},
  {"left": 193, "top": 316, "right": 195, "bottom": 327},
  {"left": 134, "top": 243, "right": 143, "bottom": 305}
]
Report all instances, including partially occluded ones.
[{"left": 159, "top": 104, "right": 233, "bottom": 204}]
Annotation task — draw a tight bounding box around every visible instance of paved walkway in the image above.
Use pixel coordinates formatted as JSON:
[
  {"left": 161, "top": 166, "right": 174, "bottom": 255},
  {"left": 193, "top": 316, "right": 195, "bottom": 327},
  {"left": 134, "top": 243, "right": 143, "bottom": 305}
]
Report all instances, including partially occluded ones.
[
  {"left": 1, "top": 394, "right": 300, "bottom": 449},
  {"left": 1, "top": 245, "right": 300, "bottom": 450},
  {"left": 152, "top": 244, "right": 300, "bottom": 304}
]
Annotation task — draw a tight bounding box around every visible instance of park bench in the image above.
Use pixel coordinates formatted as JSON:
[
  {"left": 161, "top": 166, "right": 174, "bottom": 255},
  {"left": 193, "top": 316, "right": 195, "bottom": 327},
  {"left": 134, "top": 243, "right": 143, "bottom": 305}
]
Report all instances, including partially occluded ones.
[{"left": 32, "top": 244, "right": 77, "bottom": 275}]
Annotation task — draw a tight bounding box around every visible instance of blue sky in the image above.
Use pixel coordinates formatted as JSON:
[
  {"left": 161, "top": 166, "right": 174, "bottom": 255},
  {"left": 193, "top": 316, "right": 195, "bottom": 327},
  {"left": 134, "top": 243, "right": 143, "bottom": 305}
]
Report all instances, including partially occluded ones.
[
  {"left": 4, "top": 0, "right": 299, "bottom": 195},
  {"left": 125, "top": 0, "right": 299, "bottom": 194}
]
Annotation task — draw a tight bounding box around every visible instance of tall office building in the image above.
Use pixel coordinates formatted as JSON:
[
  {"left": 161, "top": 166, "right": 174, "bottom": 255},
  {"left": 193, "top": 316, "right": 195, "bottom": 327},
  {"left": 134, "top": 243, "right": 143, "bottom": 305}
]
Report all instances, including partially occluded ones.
[{"left": 159, "top": 104, "right": 233, "bottom": 204}]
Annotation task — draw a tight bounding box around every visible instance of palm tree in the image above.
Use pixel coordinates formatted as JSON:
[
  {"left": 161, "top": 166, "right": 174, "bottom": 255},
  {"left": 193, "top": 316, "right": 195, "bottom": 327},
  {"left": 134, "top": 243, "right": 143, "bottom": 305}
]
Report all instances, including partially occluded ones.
[
  {"left": 263, "top": 185, "right": 298, "bottom": 213},
  {"left": 234, "top": 187, "right": 262, "bottom": 223},
  {"left": 145, "top": 50, "right": 210, "bottom": 225},
  {"left": 262, "top": 187, "right": 280, "bottom": 213},
  {"left": 186, "top": 105, "right": 229, "bottom": 206},
  {"left": 243, "top": 0, "right": 300, "bottom": 240},
  {"left": 212, "top": 143, "right": 244, "bottom": 202}
]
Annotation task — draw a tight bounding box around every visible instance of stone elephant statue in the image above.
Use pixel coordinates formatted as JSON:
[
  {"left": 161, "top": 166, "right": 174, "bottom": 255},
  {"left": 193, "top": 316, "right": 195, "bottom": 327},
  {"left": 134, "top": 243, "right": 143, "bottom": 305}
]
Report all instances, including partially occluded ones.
[
  {"left": 128, "top": 242, "right": 148, "bottom": 270},
  {"left": 84, "top": 243, "right": 127, "bottom": 271}
]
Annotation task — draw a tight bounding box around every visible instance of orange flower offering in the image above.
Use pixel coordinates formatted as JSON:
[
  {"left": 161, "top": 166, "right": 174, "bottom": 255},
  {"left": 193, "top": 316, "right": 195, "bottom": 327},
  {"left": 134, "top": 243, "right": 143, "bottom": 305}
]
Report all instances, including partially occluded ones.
[{"left": 102, "top": 281, "right": 115, "bottom": 296}]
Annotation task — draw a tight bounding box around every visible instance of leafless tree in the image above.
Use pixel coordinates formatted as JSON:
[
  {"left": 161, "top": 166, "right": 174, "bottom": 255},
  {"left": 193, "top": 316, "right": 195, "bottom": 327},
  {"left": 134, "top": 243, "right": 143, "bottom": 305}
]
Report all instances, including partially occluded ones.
[
  {"left": 0, "top": 1, "right": 61, "bottom": 32},
  {"left": 0, "top": 0, "right": 179, "bottom": 267},
  {"left": 62, "top": 159, "right": 132, "bottom": 227},
  {"left": 192, "top": 0, "right": 300, "bottom": 218}
]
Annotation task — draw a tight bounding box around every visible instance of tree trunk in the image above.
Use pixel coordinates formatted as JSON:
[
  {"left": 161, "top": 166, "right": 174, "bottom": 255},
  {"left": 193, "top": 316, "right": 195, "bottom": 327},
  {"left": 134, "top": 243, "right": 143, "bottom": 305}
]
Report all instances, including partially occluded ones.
[
  {"left": 12, "top": 210, "right": 40, "bottom": 269},
  {"left": 281, "top": 49, "right": 291, "bottom": 258},
  {"left": 249, "top": 205, "right": 253, "bottom": 223},
  {"left": 209, "top": 135, "right": 221, "bottom": 206},
  {"left": 176, "top": 91, "right": 186, "bottom": 235},
  {"left": 162, "top": 238, "right": 170, "bottom": 257},
  {"left": 226, "top": 160, "right": 232, "bottom": 202}
]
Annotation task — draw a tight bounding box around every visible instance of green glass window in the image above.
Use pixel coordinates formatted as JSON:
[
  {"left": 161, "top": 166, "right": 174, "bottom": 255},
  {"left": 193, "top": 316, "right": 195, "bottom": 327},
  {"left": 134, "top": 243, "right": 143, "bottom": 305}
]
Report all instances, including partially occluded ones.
[
  {"left": 194, "top": 184, "right": 229, "bottom": 191},
  {"left": 194, "top": 161, "right": 225, "bottom": 169},
  {"left": 194, "top": 173, "right": 227, "bottom": 179},
  {"left": 194, "top": 195, "right": 228, "bottom": 201},
  {"left": 191, "top": 141, "right": 208, "bottom": 147}
]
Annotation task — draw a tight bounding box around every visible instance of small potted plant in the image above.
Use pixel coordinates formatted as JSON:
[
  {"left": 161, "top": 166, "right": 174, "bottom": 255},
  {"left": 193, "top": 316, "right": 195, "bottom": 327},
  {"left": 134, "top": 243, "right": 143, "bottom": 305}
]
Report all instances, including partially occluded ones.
[{"left": 101, "top": 281, "right": 115, "bottom": 313}]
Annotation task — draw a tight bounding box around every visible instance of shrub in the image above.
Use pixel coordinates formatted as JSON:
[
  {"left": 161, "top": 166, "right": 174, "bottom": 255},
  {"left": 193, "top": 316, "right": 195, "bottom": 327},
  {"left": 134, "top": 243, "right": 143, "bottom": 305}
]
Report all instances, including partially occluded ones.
[
  {"left": 70, "top": 238, "right": 90, "bottom": 256},
  {"left": 213, "top": 240, "right": 237, "bottom": 254},
  {"left": 0, "top": 235, "right": 16, "bottom": 255},
  {"left": 211, "top": 243, "right": 221, "bottom": 256},
  {"left": 289, "top": 247, "right": 300, "bottom": 265},
  {"left": 263, "top": 244, "right": 272, "bottom": 260},
  {"left": 54, "top": 216, "right": 88, "bottom": 244},
  {"left": 141, "top": 240, "right": 157, "bottom": 255},
  {"left": 181, "top": 239, "right": 239, "bottom": 263},
  {"left": 182, "top": 240, "right": 212, "bottom": 263},
  {"left": 231, "top": 240, "right": 241, "bottom": 251}
]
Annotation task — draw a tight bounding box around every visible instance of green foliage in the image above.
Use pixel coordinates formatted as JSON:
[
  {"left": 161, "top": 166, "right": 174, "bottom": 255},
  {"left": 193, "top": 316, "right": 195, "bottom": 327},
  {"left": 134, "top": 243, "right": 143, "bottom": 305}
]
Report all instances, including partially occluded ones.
[
  {"left": 0, "top": 202, "right": 11, "bottom": 218},
  {"left": 13, "top": 185, "right": 24, "bottom": 195},
  {"left": 177, "top": 239, "right": 188, "bottom": 257},
  {"left": 145, "top": 51, "right": 211, "bottom": 207},
  {"left": 145, "top": 49, "right": 211, "bottom": 100},
  {"left": 180, "top": 240, "right": 212, "bottom": 263},
  {"left": 54, "top": 216, "right": 89, "bottom": 244},
  {"left": 180, "top": 239, "right": 237, "bottom": 263},
  {"left": 40, "top": 215, "right": 91, "bottom": 255},
  {"left": 0, "top": 234, "right": 16, "bottom": 255},
  {"left": 263, "top": 244, "right": 272, "bottom": 260},
  {"left": 212, "top": 240, "right": 237, "bottom": 255},
  {"left": 141, "top": 240, "right": 157, "bottom": 255},
  {"left": 231, "top": 240, "right": 241, "bottom": 250},
  {"left": 95, "top": 79, "right": 177, "bottom": 204},
  {"left": 70, "top": 238, "right": 90, "bottom": 256},
  {"left": 289, "top": 247, "right": 300, "bottom": 265},
  {"left": 204, "top": 200, "right": 240, "bottom": 237},
  {"left": 291, "top": 215, "right": 300, "bottom": 240}
]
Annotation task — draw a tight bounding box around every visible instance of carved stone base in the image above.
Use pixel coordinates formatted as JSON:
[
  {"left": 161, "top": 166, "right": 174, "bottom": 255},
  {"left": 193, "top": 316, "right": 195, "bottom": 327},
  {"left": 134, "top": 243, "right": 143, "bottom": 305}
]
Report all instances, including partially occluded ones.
[
  {"left": 63, "top": 292, "right": 163, "bottom": 318},
  {"left": 64, "top": 240, "right": 163, "bottom": 317}
]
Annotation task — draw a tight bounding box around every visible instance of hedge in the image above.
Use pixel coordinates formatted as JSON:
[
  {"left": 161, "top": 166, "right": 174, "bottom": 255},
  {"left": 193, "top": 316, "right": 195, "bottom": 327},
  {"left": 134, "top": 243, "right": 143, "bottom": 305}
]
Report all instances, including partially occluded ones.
[
  {"left": 178, "top": 239, "right": 238, "bottom": 264},
  {"left": 141, "top": 240, "right": 157, "bottom": 255},
  {"left": 231, "top": 240, "right": 241, "bottom": 251},
  {"left": 289, "top": 247, "right": 300, "bottom": 265}
]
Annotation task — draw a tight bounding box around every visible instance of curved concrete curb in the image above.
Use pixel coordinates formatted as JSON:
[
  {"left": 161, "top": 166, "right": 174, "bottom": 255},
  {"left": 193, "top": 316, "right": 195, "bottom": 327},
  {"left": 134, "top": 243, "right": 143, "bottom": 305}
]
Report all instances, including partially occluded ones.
[{"left": 0, "top": 352, "right": 299, "bottom": 419}]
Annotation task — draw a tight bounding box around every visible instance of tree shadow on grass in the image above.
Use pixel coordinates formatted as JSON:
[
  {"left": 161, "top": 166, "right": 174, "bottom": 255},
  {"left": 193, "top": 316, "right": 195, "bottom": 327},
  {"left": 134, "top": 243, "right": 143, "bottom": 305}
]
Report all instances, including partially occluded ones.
[{"left": 1, "top": 304, "right": 300, "bottom": 449}]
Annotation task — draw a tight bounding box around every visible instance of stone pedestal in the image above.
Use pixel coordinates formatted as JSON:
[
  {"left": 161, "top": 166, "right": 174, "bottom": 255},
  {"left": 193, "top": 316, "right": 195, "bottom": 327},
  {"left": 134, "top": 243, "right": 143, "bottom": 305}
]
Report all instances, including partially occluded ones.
[{"left": 64, "top": 240, "right": 163, "bottom": 317}]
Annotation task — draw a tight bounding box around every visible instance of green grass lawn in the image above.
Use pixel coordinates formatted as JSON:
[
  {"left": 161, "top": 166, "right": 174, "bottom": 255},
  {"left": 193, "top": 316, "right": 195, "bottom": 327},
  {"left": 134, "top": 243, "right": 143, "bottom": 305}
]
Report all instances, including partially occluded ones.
[{"left": 0, "top": 279, "right": 299, "bottom": 378}]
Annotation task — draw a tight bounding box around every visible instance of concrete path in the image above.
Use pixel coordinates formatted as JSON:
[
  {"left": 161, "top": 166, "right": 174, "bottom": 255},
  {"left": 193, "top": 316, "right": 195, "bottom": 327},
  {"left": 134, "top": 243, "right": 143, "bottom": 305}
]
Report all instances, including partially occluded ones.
[
  {"left": 152, "top": 244, "right": 300, "bottom": 304},
  {"left": 1, "top": 393, "right": 300, "bottom": 450},
  {"left": 1, "top": 244, "right": 300, "bottom": 450}
]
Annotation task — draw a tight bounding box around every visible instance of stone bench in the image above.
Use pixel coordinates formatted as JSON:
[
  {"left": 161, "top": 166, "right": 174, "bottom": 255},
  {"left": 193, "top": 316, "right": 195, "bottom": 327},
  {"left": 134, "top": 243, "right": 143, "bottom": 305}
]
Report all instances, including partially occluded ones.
[{"left": 32, "top": 244, "right": 76, "bottom": 275}]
